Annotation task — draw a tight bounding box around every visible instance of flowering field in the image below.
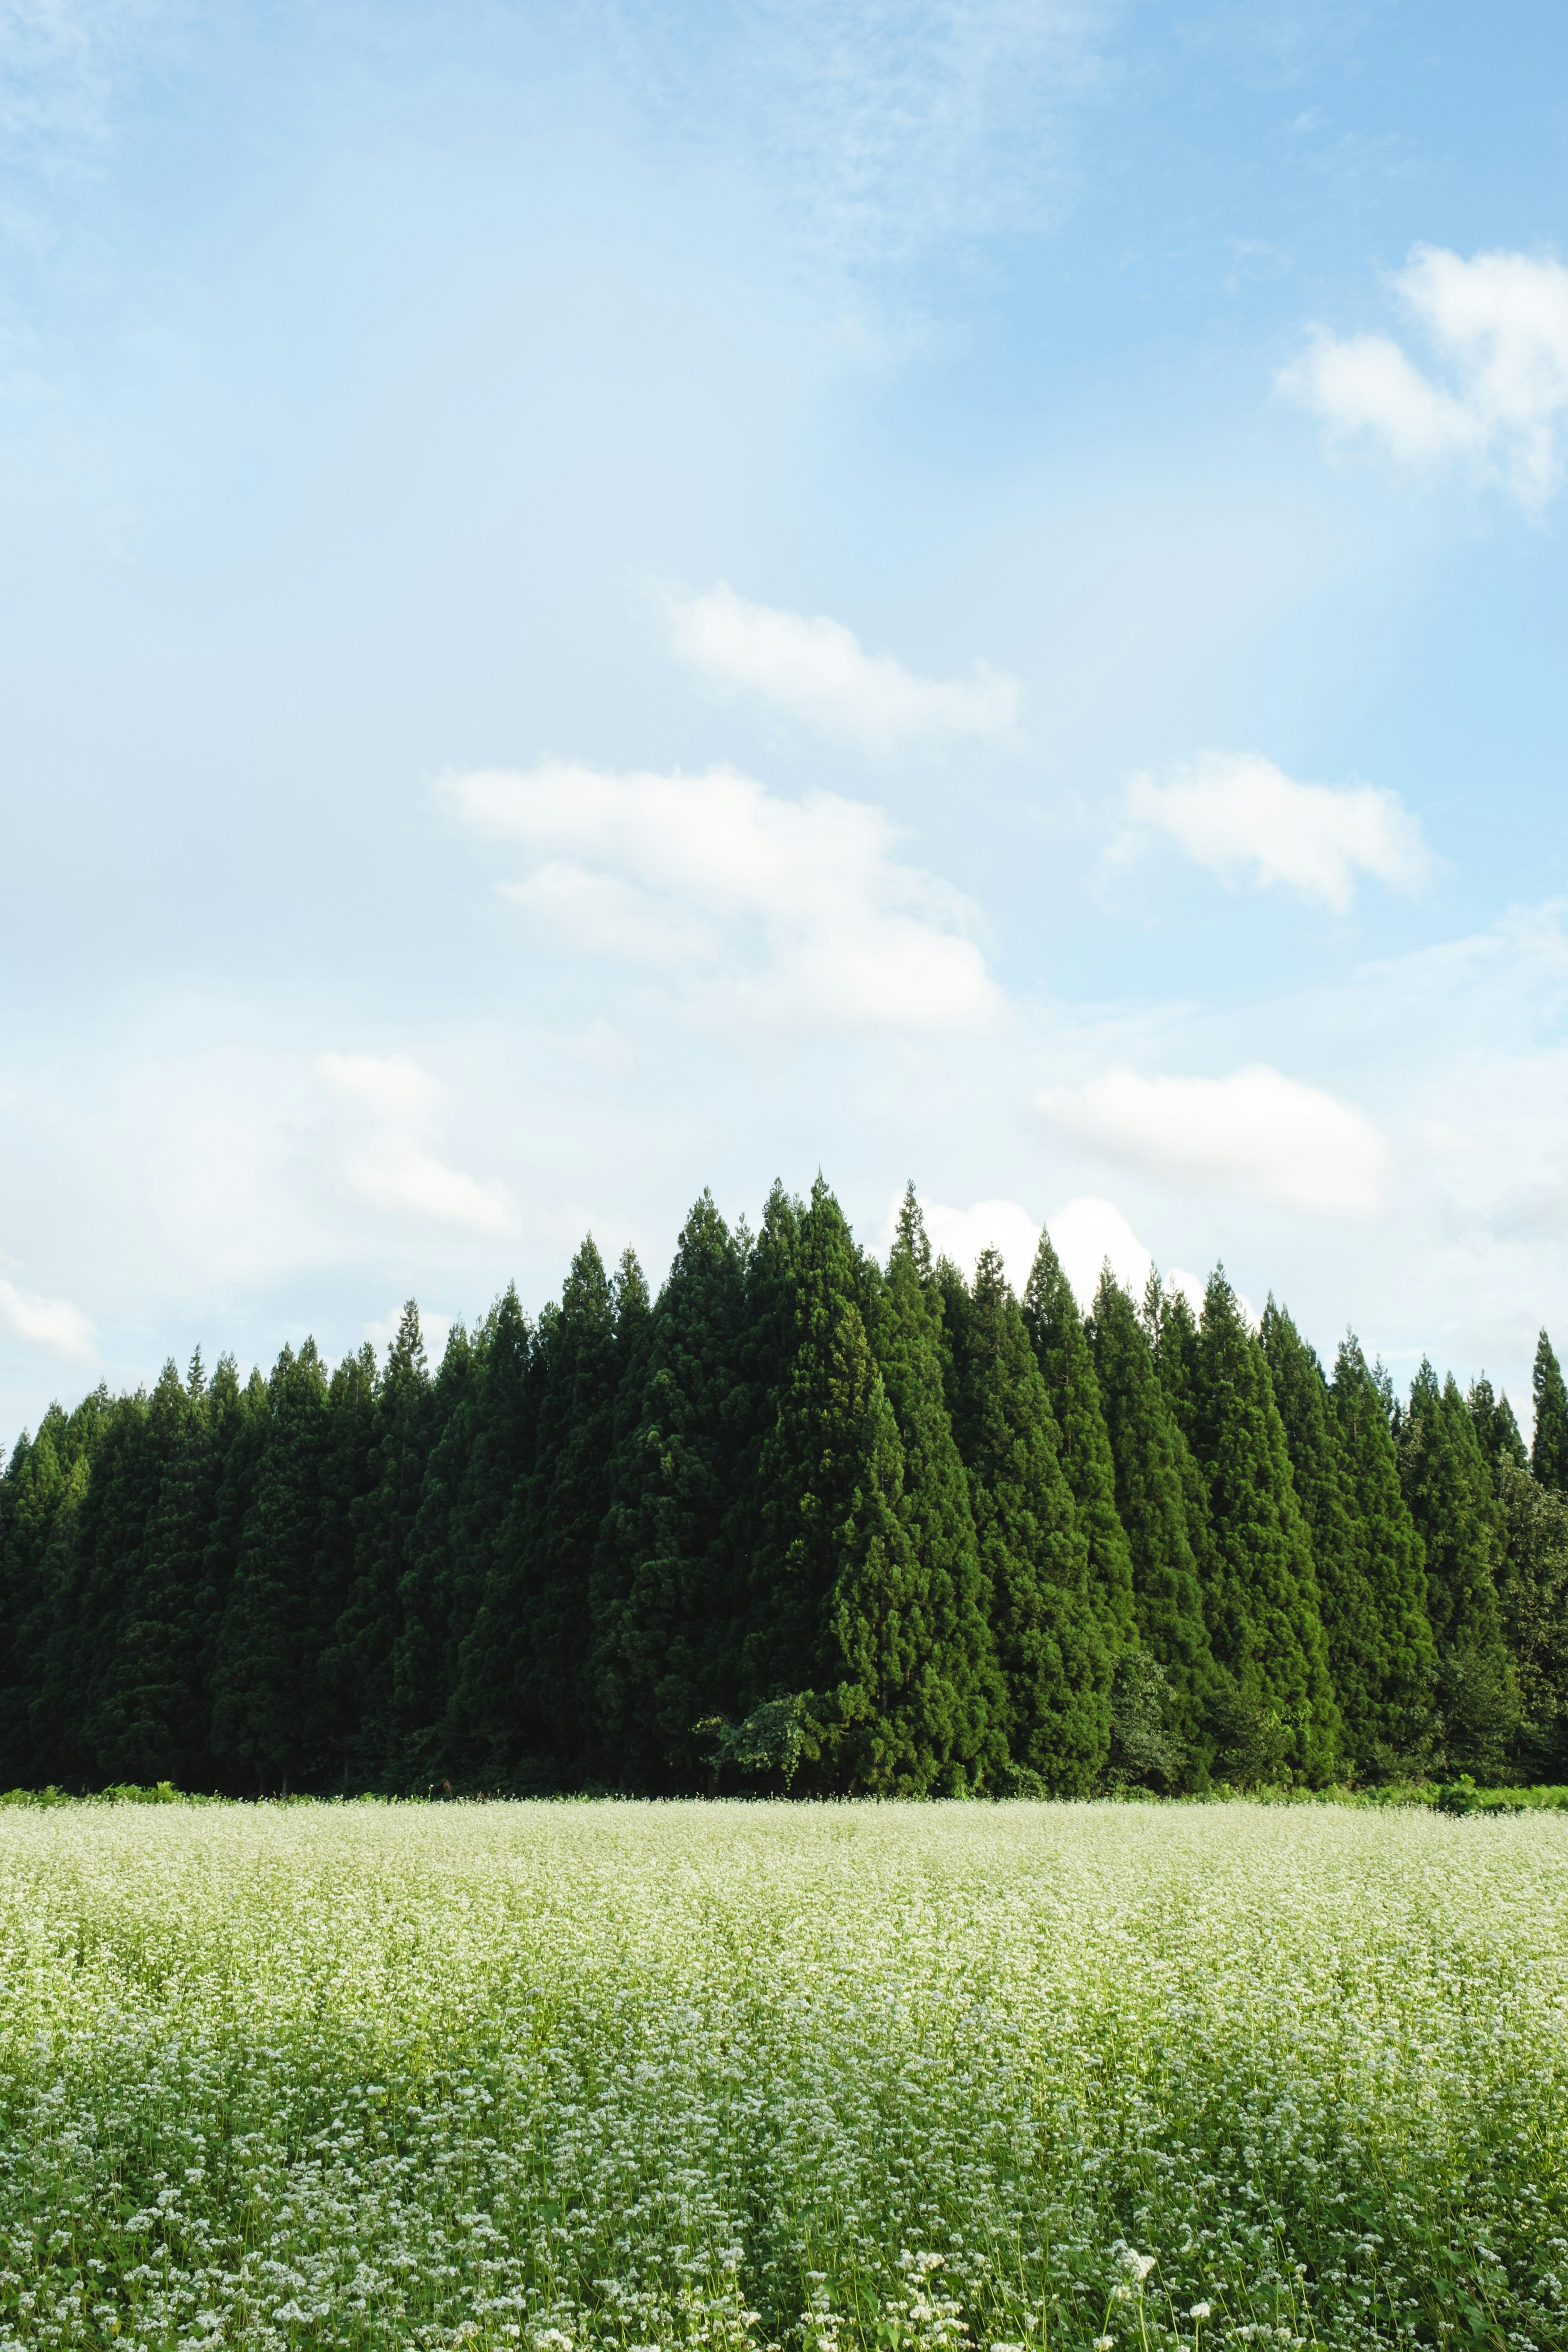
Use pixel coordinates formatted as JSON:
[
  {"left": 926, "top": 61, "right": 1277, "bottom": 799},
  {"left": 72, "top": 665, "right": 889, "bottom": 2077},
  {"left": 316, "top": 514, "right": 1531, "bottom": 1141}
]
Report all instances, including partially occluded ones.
[{"left": 1, "top": 1804, "right": 1565, "bottom": 2352}]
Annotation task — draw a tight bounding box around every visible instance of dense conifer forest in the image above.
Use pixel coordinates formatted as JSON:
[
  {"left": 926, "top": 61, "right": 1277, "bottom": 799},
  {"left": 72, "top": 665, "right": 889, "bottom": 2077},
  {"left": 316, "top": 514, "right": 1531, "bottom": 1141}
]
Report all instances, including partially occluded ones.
[{"left": 3, "top": 1178, "right": 1568, "bottom": 1797}]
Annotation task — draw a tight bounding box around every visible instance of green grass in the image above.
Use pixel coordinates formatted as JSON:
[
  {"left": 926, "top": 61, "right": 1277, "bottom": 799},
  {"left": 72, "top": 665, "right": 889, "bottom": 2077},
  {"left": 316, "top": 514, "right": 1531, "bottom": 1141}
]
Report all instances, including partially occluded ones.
[{"left": 1, "top": 1803, "right": 1565, "bottom": 2352}]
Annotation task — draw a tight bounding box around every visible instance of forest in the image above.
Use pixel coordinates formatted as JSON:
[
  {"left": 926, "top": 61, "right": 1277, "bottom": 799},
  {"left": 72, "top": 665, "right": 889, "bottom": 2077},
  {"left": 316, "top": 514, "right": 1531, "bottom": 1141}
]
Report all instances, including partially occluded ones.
[{"left": 2, "top": 1178, "right": 1567, "bottom": 1798}]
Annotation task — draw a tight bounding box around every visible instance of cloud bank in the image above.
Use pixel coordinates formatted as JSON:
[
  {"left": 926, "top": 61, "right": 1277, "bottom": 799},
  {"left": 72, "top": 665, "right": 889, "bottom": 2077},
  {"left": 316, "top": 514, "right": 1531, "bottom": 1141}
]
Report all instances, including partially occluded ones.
[
  {"left": 441, "top": 761, "right": 1003, "bottom": 1040},
  {"left": 1038, "top": 1063, "right": 1390, "bottom": 1218},
  {"left": 1280, "top": 244, "right": 1568, "bottom": 509},
  {"left": 665, "top": 583, "right": 1018, "bottom": 750},
  {"left": 316, "top": 1054, "right": 514, "bottom": 1238},
  {"left": 1126, "top": 751, "right": 1433, "bottom": 913},
  {"left": 0, "top": 1274, "right": 96, "bottom": 1365}
]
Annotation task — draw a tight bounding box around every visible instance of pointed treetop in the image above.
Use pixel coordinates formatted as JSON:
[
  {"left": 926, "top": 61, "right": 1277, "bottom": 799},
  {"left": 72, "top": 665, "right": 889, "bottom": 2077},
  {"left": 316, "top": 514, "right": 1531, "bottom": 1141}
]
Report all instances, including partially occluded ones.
[
  {"left": 892, "top": 1182, "right": 933, "bottom": 1282},
  {"left": 1022, "top": 1224, "right": 1076, "bottom": 1345},
  {"left": 187, "top": 1345, "right": 206, "bottom": 1400},
  {"left": 385, "top": 1300, "right": 428, "bottom": 1382},
  {"left": 1470, "top": 1374, "right": 1529, "bottom": 1473},
  {"left": 1533, "top": 1331, "right": 1568, "bottom": 1491},
  {"left": 613, "top": 1245, "right": 650, "bottom": 1325}
]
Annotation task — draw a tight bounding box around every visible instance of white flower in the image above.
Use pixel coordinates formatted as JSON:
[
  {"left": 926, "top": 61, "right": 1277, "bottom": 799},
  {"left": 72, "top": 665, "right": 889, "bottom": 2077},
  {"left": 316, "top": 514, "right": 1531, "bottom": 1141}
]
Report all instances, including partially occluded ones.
[
  {"left": 1189, "top": 2305, "right": 1212, "bottom": 2322},
  {"left": 1121, "top": 2252, "right": 1158, "bottom": 2284},
  {"left": 1093, "top": 2337, "right": 1116, "bottom": 2351}
]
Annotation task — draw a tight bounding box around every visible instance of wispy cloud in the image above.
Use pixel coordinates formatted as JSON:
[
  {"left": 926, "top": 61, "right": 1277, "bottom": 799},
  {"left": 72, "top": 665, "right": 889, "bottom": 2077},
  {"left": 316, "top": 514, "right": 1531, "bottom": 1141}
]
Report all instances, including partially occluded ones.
[
  {"left": 0, "top": 1271, "right": 96, "bottom": 1363},
  {"left": 664, "top": 582, "right": 1018, "bottom": 751},
  {"left": 316, "top": 1053, "right": 514, "bottom": 1238},
  {"left": 889, "top": 1189, "right": 1223, "bottom": 1322},
  {"left": 1280, "top": 244, "right": 1568, "bottom": 510},
  {"left": 1124, "top": 751, "right": 1433, "bottom": 914},
  {"left": 440, "top": 761, "right": 1004, "bottom": 1041},
  {"left": 893, "top": 1191, "right": 1043, "bottom": 1297},
  {"left": 1038, "top": 1063, "right": 1390, "bottom": 1218},
  {"left": 621, "top": 0, "right": 1106, "bottom": 284}
]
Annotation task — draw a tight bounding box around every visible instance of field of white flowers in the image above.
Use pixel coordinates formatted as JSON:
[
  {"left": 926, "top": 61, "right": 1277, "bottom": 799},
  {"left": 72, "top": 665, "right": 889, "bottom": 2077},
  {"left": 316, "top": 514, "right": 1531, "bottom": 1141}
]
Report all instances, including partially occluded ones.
[{"left": 0, "top": 1802, "right": 1564, "bottom": 2352}]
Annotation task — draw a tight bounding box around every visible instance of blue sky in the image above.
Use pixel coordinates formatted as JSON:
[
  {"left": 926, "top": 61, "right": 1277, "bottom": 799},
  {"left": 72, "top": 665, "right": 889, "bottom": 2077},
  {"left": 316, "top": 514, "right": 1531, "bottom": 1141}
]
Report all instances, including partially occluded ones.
[{"left": 4, "top": 0, "right": 1568, "bottom": 1438}]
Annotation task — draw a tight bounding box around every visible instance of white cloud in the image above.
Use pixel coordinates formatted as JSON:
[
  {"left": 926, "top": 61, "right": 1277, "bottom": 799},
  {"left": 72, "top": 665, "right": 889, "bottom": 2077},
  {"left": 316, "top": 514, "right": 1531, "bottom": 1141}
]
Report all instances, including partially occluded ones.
[
  {"left": 316, "top": 1052, "right": 513, "bottom": 1238},
  {"left": 0, "top": 1275, "right": 96, "bottom": 1364},
  {"left": 1046, "top": 1194, "right": 1151, "bottom": 1312},
  {"left": 897, "top": 1189, "right": 1239, "bottom": 1325},
  {"left": 1039, "top": 1063, "right": 1390, "bottom": 1218},
  {"left": 898, "top": 1193, "right": 1042, "bottom": 1296},
  {"left": 441, "top": 761, "right": 1002, "bottom": 1041},
  {"left": 1125, "top": 751, "right": 1433, "bottom": 914},
  {"left": 316, "top": 1052, "right": 439, "bottom": 1115},
  {"left": 664, "top": 582, "right": 1018, "bottom": 750},
  {"left": 1280, "top": 244, "right": 1568, "bottom": 508}
]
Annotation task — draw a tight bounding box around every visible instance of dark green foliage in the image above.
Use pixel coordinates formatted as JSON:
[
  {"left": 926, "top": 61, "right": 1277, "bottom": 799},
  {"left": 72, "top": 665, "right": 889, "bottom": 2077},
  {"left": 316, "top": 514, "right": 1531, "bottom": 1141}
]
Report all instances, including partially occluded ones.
[
  {"left": 591, "top": 1193, "right": 749, "bottom": 1788},
  {"left": 1021, "top": 1230, "right": 1136, "bottom": 1648},
  {"left": 1088, "top": 1271, "right": 1221, "bottom": 1764},
  {"left": 1494, "top": 1457, "right": 1568, "bottom": 1777},
  {"left": 0, "top": 1389, "right": 109, "bottom": 1785},
  {"left": 389, "top": 1323, "right": 485, "bottom": 1778},
  {"left": 462, "top": 1240, "right": 646, "bottom": 1771},
  {"left": 1398, "top": 1363, "right": 1520, "bottom": 1775},
  {"left": 1263, "top": 1304, "right": 1438, "bottom": 1778},
  {"left": 1532, "top": 1332, "right": 1568, "bottom": 1492},
  {"left": 1103, "top": 1652, "right": 1184, "bottom": 1792},
  {"left": 1208, "top": 1686, "right": 1291, "bottom": 1790},
  {"left": 32, "top": 1389, "right": 164, "bottom": 1783},
  {"left": 947, "top": 1246, "right": 1110, "bottom": 1793},
  {"left": 81, "top": 1355, "right": 225, "bottom": 1788},
  {"left": 738, "top": 1179, "right": 991, "bottom": 1793},
  {"left": 866, "top": 1195, "right": 1006, "bottom": 1789},
  {"left": 1327, "top": 1336, "right": 1438, "bottom": 1774},
  {"left": 5, "top": 1174, "right": 1568, "bottom": 1795},
  {"left": 210, "top": 1341, "right": 335, "bottom": 1792},
  {"left": 328, "top": 1303, "right": 437, "bottom": 1768},
  {"left": 1470, "top": 1375, "right": 1528, "bottom": 1473},
  {"left": 1179, "top": 1271, "right": 1340, "bottom": 1784}
]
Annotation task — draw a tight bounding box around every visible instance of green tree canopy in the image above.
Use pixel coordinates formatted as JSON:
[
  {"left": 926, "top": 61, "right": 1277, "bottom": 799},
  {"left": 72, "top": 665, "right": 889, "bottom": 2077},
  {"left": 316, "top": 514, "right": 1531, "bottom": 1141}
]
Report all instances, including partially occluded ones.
[
  {"left": 949, "top": 1246, "right": 1113, "bottom": 1793},
  {"left": 1532, "top": 1331, "right": 1568, "bottom": 1492},
  {"left": 1398, "top": 1361, "right": 1519, "bottom": 1775},
  {"left": 1021, "top": 1229, "right": 1136, "bottom": 1649},
  {"left": 1182, "top": 1272, "right": 1340, "bottom": 1784}
]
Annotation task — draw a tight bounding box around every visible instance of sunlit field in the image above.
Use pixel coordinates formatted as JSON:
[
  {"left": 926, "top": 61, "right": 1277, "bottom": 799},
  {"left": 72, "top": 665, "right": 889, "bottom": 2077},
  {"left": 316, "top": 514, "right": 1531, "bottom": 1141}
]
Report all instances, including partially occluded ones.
[{"left": 2, "top": 1803, "right": 1566, "bottom": 2352}]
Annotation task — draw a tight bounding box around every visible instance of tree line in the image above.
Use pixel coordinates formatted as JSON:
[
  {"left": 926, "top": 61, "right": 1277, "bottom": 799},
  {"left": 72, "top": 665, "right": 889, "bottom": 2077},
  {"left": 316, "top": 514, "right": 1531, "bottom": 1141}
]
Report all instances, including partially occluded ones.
[{"left": 3, "top": 1179, "right": 1568, "bottom": 1797}]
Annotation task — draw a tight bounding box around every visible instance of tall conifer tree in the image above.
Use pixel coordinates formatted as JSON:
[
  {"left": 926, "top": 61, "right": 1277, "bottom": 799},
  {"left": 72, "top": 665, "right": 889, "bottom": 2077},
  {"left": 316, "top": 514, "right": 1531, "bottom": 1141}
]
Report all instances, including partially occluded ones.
[
  {"left": 1532, "top": 1332, "right": 1568, "bottom": 1491},
  {"left": 330, "top": 1302, "right": 436, "bottom": 1773},
  {"left": 438, "top": 1290, "right": 539, "bottom": 1771},
  {"left": 1021, "top": 1231, "right": 1136, "bottom": 1648},
  {"left": 1398, "top": 1362, "right": 1518, "bottom": 1772},
  {"left": 950, "top": 1246, "right": 1111, "bottom": 1792},
  {"left": 1262, "top": 1304, "right": 1390, "bottom": 1773},
  {"left": 391, "top": 1323, "right": 483, "bottom": 1769},
  {"left": 210, "top": 1342, "right": 334, "bottom": 1792},
  {"left": 1469, "top": 1375, "right": 1528, "bottom": 1473},
  {"left": 1327, "top": 1336, "right": 1437, "bottom": 1771},
  {"left": 32, "top": 1390, "right": 162, "bottom": 1784},
  {"left": 0, "top": 1390, "right": 108, "bottom": 1785},
  {"left": 740, "top": 1180, "right": 960, "bottom": 1792},
  {"left": 84, "top": 1354, "right": 224, "bottom": 1786},
  {"left": 1494, "top": 1457, "right": 1568, "bottom": 1777},
  {"left": 1183, "top": 1272, "right": 1340, "bottom": 1782},
  {"left": 867, "top": 1196, "right": 1006, "bottom": 1788},
  {"left": 1088, "top": 1271, "right": 1222, "bottom": 1764},
  {"left": 463, "top": 1239, "right": 645, "bottom": 1771},
  {"left": 592, "top": 1193, "right": 749, "bottom": 1787}
]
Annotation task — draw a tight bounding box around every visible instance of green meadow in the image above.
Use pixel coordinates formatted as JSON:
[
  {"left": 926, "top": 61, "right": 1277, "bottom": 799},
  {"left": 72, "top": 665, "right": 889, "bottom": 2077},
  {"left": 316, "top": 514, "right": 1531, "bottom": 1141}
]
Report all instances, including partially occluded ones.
[{"left": 2, "top": 1801, "right": 1566, "bottom": 2352}]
